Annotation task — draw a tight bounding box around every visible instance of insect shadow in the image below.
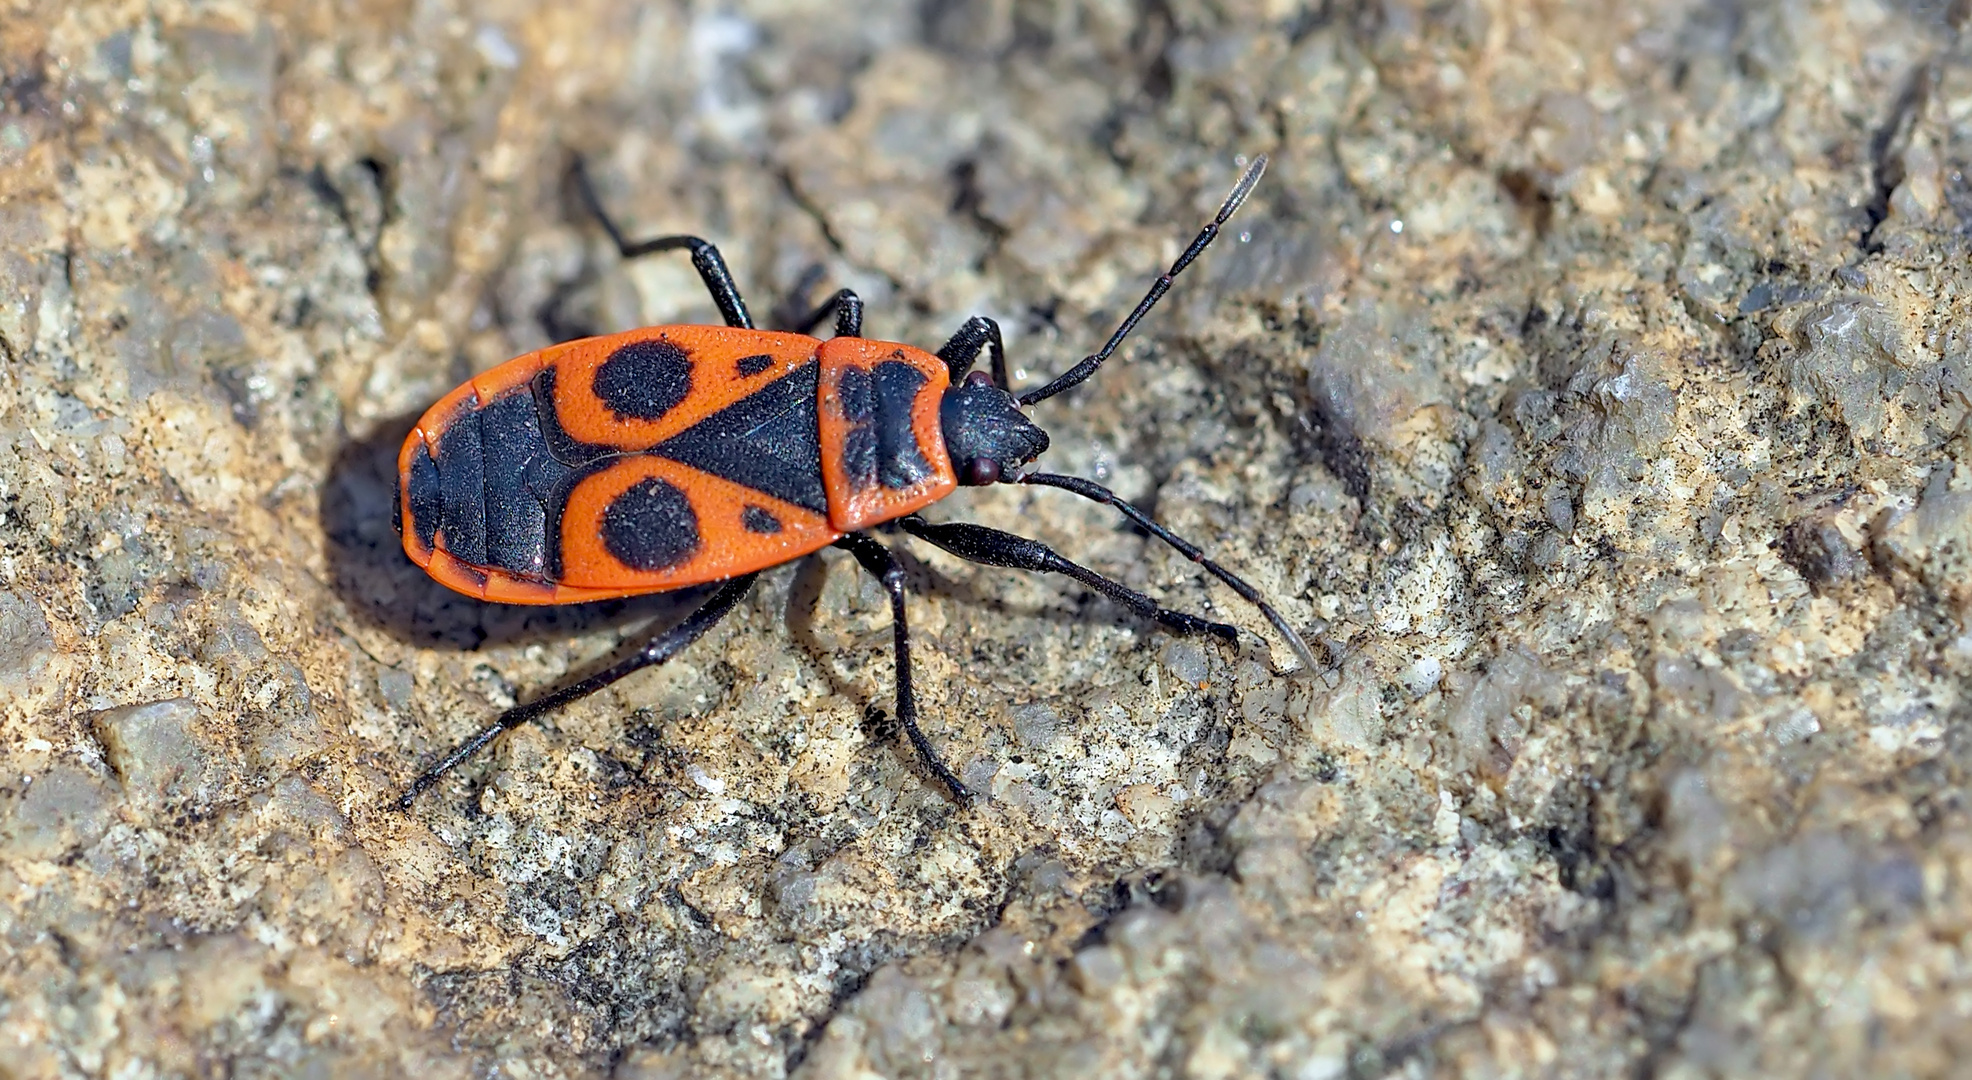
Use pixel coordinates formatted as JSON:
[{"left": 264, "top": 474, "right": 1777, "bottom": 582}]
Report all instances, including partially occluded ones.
[{"left": 318, "top": 409, "right": 701, "bottom": 651}]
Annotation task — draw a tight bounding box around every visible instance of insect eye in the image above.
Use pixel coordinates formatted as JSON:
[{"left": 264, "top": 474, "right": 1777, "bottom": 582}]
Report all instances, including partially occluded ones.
[
  {"left": 964, "top": 370, "right": 994, "bottom": 388},
  {"left": 964, "top": 457, "right": 1002, "bottom": 486}
]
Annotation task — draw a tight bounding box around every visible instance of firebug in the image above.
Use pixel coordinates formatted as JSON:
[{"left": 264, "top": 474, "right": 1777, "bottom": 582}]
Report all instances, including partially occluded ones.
[{"left": 394, "top": 154, "right": 1313, "bottom": 807}]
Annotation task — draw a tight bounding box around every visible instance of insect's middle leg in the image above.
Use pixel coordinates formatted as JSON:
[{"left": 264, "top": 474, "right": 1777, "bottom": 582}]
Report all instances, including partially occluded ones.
[
  {"left": 571, "top": 158, "right": 754, "bottom": 329},
  {"left": 833, "top": 533, "right": 971, "bottom": 802},
  {"left": 897, "top": 516, "right": 1238, "bottom": 644}
]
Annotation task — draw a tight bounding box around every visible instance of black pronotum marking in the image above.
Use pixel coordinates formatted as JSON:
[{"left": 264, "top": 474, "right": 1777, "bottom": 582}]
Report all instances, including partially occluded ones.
[
  {"left": 601, "top": 476, "right": 701, "bottom": 570},
  {"left": 837, "top": 364, "right": 874, "bottom": 423},
  {"left": 873, "top": 362, "right": 933, "bottom": 489},
  {"left": 838, "top": 360, "right": 932, "bottom": 491},
  {"left": 654, "top": 361, "right": 827, "bottom": 513},
  {"left": 594, "top": 338, "right": 692, "bottom": 421},
  {"left": 741, "top": 505, "right": 783, "bottom": 534},
  {"left": 735, "top": 353, "right": 774, "bottom": 377}
]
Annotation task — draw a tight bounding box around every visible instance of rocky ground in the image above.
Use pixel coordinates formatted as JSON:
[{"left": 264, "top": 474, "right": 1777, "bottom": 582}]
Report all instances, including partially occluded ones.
[{"left": 4, "top": 0, "right": 1972, "bottom": 1076}]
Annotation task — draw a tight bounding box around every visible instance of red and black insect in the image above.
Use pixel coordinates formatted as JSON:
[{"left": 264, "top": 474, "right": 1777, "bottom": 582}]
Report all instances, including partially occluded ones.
[{"left": 394, "top": 154, "right": 1313, "bottom": 807}]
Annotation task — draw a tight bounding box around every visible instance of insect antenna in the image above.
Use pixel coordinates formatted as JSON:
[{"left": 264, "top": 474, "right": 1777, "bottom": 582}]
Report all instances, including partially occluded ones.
[
  {"left": 1017, "top": 154, "right": 1268, "bottom": 406},
  {"left": 1018, "top": 471, "right": 1319, "bottom": 674}
]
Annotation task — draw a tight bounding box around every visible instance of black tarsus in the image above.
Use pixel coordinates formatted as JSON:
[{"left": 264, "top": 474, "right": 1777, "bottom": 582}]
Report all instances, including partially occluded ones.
[
  {"left": 792, "top": 287, "right": 865, "bottom": 338},
  {"left": 1017, "top": 472, "right": 1319, "bottom": 673},
  {"left": 935, "top": 315, "right": 1009, "bottom": 389},
  {"left": 393, "top": 573, "right": 760, "bottom": 809},
  {"left": 833, "top": 533, "right": 972, "bottom": 802},
  {"left": 1018, "top": 155, "right": 1268, "bottom": 405},
  {"left": 571, "top": 158, "right": 755, "bottom": 330},
  {"left": 897, "top": 516, "right": 1237, "bottom": 643}
]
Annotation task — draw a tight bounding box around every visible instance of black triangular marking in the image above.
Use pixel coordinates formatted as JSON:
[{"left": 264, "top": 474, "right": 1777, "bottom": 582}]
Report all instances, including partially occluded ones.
[{"left": 652, "top": 361, "right": 827, "bottom": 514}]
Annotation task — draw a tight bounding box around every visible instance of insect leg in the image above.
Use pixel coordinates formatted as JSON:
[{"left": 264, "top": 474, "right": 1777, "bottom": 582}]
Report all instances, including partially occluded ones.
[
  {"left": 571, "top": 158, "right": 754, "bottom": 329},
  {"left": 934, "top": 315, "right": 1009, "bottom": 388},
  {"left": 791, "top": 287, "right": 865, "bottom": 338},
  {"left": 833, "top": 533, "right": 971, "bottom": 802},
  {"left": 897, "top": 516, "right": 1237, "bottom": 643},
  {"left": 394, "top": 573, "right": 760, "bottom": 809},
  {"left": 1017, "top": 472, "right": 1320, "bottom": 673}
]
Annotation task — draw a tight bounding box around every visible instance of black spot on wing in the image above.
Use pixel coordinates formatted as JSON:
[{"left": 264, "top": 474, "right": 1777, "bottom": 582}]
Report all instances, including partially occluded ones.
[
  {"left": 741, "top": 505, "right": 783, "bottom": 534},
  {"left": 601, "top": 477, "right": 701, "bottom": 571},
  {"left": 736, "top": 353, "right": 774, "bottom": 377},
  {"left": 594, "top": 338, "right": 692, "bottom": 421},
  {"left": 654, "top": 361, "right": 827, "bottom": 513}
]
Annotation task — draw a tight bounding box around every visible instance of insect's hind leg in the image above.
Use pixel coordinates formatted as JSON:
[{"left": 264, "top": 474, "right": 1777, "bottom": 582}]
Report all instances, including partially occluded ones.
[
  {"left": 570, "top": 158, "right": 755, "bottom": 329},
  {"left": 833, "top": 533, "right": 971, "bottom": 802},
  {"left": 394, "top": 573, "right": 760, "bottom": 809},
  {"left": 896, "top": 516, "right": 1238, "bottom": 644}
]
